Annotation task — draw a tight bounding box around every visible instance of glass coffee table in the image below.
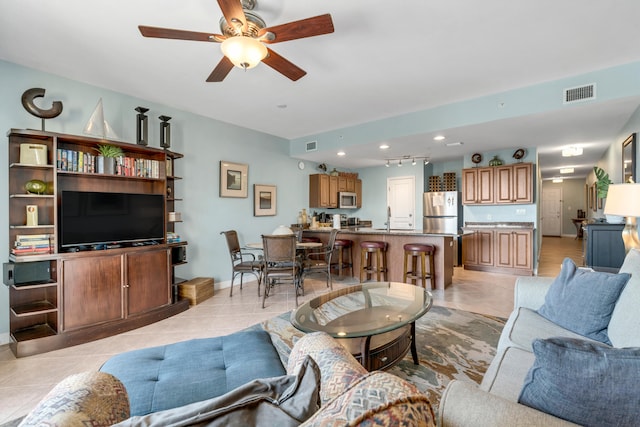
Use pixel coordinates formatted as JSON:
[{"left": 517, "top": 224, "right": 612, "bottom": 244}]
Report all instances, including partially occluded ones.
[{"left": 291, "top": 282, "right": 432, "bottom": 371}]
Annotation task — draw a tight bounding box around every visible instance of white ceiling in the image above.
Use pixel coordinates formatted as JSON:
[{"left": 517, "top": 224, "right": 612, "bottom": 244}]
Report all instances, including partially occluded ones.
[{"left": 2, "top": 0, "right": 640, "bottom": 180}]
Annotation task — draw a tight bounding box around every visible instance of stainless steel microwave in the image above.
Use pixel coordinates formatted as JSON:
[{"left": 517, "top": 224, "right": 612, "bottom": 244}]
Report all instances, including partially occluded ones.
[{"left": 339, "top": 192, "right": 357, "bottom": 209}]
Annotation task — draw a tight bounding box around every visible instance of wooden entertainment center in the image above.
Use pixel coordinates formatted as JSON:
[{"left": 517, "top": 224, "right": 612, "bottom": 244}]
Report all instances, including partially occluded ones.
[{"left": 5, "top": 129, "right": 189, "bottom": 357}]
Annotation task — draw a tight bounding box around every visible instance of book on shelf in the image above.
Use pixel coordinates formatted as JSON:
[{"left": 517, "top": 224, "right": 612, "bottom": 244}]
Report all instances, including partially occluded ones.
[
  {"left": 11, "top": 245, "right": 53, "bottom": 255},
  {"left": 15, "top": 240, "right": 52, "bottom": 247},
  {"left": 16, "top": 234, "right": 53, "bottom": 241}
]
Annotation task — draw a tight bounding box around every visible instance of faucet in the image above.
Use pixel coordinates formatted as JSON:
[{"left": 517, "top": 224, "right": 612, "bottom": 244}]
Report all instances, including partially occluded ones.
[{"left": 386, "top": 206, "right": 391, "bottom": 232}]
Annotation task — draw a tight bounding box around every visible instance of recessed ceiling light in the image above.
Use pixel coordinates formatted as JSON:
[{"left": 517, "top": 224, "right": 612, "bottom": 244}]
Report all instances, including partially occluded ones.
[
  {"left": 433, "top": 135, "right": 445, "bottom": 141},
  {"left": 560, "top": 168, "right": 574, "bottom": 174},
  {"left": 337, "top": 151, "right": 346, "bottom": 156},
  {"left": 379, "top": 144, "right": 389, "bottom": 150}
]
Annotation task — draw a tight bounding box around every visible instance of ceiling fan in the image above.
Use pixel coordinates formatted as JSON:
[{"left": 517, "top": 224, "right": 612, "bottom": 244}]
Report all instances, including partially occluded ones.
[{"left": 138, "top": 0, "right": 334, "bottom": 82}]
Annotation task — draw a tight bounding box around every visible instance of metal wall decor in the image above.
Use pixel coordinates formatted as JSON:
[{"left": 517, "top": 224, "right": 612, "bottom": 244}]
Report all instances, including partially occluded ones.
[
  {"left": 21, "top": 88, "right": 63, "bottom": 131},
  {"left": 159, "top": 115, "right": 172, "bottom": 149},
  {"left": 135, "top": 107, "right": 149, "bottom": 146}
]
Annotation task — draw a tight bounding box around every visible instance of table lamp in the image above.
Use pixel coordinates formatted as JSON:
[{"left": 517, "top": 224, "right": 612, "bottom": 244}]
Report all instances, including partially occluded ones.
[{"left": 603, "top": 183, "right": 640, "bottom": 253}]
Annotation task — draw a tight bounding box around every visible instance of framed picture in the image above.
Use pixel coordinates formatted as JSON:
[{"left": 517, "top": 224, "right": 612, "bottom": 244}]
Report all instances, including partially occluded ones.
[
  {"left": 591, "top": 183, "right": 597, "bottom": 212},
  {"left": 219, "top": 161, "right": 248, "bottom": 198},
  {"left": 622, "top": 133, "right": 636, "bottom": 183},
  {"left": 254, "top": 184, "right": 276, "bottom": 216}
]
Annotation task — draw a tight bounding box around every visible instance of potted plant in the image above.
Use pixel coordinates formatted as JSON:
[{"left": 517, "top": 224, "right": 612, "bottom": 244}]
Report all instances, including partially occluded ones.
[{"left": 95, "top": 144, "right": 123, "bottom": 174}]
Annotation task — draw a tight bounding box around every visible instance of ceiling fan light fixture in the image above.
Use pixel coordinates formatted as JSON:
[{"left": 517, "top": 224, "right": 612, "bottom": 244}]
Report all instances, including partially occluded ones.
[{"left": 220, "top": 36, "right": 267, "bottom": 70}]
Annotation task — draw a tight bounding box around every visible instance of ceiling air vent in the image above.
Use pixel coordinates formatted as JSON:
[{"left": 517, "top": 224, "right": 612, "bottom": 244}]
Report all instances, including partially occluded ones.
[
  {"left": 563, "top": 83, "right": 596, "bottom": 104},
  {"left": 305, "top": 141, "right": 317, "bottom": 152}
]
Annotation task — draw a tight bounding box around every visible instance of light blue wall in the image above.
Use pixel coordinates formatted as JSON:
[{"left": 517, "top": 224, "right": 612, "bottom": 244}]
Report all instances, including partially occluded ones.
[{"left": 0, "top": 60, "right": 311, "bottom": 342}]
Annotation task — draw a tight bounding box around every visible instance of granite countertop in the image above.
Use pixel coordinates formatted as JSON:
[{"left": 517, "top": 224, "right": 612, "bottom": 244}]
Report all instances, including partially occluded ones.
[
  {"left": 305, "top": 227, "right": 458, "bottom": 237},
  {"left": 463, "top": 222, "right": 534, "bottom": 229}
]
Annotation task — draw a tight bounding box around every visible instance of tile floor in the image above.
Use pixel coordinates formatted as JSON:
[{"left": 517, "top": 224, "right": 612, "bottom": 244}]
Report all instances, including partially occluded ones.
[{"left": 0, "top": 236, "right": 581, "bottom": 423}]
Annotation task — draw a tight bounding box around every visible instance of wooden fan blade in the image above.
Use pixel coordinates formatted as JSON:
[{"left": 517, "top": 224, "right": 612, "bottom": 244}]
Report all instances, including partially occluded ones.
[
  {"left": 206, "top": 56, "right": 234, "bottom": 82},
  {"left": 217, "top": 0, "right": 247, "bottom": 32},
  {"left": 262, "top": 48, "right": 306, "bottom": 81},
  {"left": 259, "top": 14, "right": 334, "bottom": 44},
  {"left": 138, "top": 25, "right": 223, "bottom": 42}
]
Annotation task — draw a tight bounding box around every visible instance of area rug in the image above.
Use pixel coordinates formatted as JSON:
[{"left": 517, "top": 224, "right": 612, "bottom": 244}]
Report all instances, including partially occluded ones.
[{"left": 258, "top": 305, "right": 505, "bottom": 413}]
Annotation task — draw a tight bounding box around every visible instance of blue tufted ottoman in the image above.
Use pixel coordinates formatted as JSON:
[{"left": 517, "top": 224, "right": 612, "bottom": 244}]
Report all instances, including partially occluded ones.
[{"left": 99, "top": 329, "right": 286, "bottom": 416}]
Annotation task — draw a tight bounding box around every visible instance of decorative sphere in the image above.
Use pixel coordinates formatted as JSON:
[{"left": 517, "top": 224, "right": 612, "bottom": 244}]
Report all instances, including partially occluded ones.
[{"left": 25, "top": 179, "right": 47, "bottom": 194}]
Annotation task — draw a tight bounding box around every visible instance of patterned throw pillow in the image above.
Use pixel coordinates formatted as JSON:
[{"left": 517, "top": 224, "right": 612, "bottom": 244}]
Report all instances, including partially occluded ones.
[
  {"left": 301, "top": 371, "right": 435, "bottom": 427},
  {"left": 19, "top": 371, "right": 130, "bottom": 427},
  {"left": 537, "top": 258, "right": 630, "bottom": 344},
  {"left": 519, "top": 337, "right": 640, "bottom": 427}
]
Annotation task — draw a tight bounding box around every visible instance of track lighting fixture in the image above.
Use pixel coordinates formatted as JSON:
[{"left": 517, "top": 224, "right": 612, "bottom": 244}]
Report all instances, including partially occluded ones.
[
  {"left": 385, "top": 160, "right": 390, "bottom": 167},
  {"left": 383, "top": 155, "right": 431, "bottom": 167}
]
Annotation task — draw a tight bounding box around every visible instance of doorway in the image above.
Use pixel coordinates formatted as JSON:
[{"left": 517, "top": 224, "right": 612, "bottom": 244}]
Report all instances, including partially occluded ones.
[
  {"left": 542, "top": 187, "right": 562, "bottom": 236},
  {"left": 387, "top": 176, "right": 416, "bottom": 229}
]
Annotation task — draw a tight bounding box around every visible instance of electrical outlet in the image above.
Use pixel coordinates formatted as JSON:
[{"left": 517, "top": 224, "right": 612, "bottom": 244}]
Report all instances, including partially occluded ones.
[
  {"left": 487, "top": 214, "right": 492, "bottom": 220},
  {"left": 516, "top": 209, "right": 526, "bottom": 215}
]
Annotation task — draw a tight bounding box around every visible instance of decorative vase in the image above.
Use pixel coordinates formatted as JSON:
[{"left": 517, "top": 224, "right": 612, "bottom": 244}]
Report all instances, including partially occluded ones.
[
  {"left": 103, "top": 157, "right": 116, "bottom": 174},
  {"left": 489, "top": 156, "right": 503, "bottom": 166},
  {"left": 330, "top": 168, "right": 339, "bottom": 176},
  {"left": 301, "top": 208, "right": 308, "bottom": 225},
  {"left": 25, "top": 179, "right": 47, "bottom": 194}
]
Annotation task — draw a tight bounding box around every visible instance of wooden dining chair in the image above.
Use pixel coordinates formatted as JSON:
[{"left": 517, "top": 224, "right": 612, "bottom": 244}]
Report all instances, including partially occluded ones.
[
  {"left": 261, "top": 234, "right": 301, "bottom": 308},
  {"left": 220, "top": 230, "right": 263, "bottom": 297},
  {"left": 300, "top": 228, "right": 339, "bottom": 290}
]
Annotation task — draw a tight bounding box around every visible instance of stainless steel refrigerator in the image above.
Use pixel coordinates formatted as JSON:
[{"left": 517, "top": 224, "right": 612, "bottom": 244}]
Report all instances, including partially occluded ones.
[{"left": 423, "top": 191, "right": 463, "bottom": 265}]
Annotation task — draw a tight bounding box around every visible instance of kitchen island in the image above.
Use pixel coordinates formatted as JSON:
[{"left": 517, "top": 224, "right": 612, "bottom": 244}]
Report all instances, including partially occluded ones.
[{"left": 303, "top": 228, "right": 454, "bottom": 290}]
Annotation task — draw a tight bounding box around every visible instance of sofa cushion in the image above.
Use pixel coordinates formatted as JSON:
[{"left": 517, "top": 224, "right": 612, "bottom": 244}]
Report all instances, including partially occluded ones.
[
  {"left": 100, "top": 330, "right": 286, "bottom": 416},
  {"left": 503, "top": 307, "right": 600, "bottom": 353},
  {"left": 18, "top": 372, "right": 129, "bottom": 427},
  {"left": 113, "top": 355, "right": 321, "bottom": 427},
  {"left": 518, "top": 337, "right": 640, "bottom": 427},
  {"left": 537, "top": 258, "right": 630, "bottom": 344},
  {"left": 301, "top": 371, "right": 435, "bottom": 427},
  {"left": 608, "top": 248, "right": 640, "bottom": 347},
  {"left": 479, "top": 346, "right": 535, "bottom": 400}
]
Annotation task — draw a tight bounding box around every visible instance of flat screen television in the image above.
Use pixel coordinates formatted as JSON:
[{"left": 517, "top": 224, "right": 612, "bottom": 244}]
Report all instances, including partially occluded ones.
[{"left": 59, "top": 190, "right": 165, "bottom": 249}]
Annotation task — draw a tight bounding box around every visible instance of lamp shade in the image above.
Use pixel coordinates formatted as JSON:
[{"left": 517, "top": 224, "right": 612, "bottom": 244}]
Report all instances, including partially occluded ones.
[
  {"left": 220, "top": 36, "right": 267, "bottom": 70},
  {"left": 603, "top": 184, "right": 640, "bottom": 217}
]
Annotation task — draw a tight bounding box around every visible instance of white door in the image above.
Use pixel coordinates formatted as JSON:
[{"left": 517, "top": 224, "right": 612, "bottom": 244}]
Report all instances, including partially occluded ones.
[
  {"left": 387, "top": 176, "right": 415, "bottom": 229},
  {"left": 542, "top": 187, "right": 562, "bottom": 236}
]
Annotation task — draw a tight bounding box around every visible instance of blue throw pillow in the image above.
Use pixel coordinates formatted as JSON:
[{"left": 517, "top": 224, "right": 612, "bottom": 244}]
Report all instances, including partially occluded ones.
[
  {"left": 537, "top": 258, "right": 630, "bottom": 344},
  {"left": 519, "top": 337, "right": 640, "bottom": 427}
]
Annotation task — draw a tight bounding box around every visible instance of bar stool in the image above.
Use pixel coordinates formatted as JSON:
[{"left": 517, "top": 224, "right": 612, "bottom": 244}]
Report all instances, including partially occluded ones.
[
  {"left": 359, "top": 241, "right": 388, "bottom": 282},
  {"left": 332, "top": 239, "right": 353, "bottom": 278},
  {"left": 403, "top": 243, "right": 435, "bottom": 289}
]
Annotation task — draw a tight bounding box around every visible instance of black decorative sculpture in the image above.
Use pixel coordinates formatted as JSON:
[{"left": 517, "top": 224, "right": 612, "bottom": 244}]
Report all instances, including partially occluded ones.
[
  {"left": 159, "top": 115, "right": 171, "bottom": 149},
  {"left": 21, "top": 88, "right": 63, "bottom": 131},
  {"left": 135, "top": 107, "right": 149, "bottom": 146}
]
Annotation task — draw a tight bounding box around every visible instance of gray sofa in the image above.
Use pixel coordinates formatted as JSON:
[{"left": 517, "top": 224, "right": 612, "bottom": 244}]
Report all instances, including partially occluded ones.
[{"left": 439, "top": 248, "right": 640, "bottom": 426}]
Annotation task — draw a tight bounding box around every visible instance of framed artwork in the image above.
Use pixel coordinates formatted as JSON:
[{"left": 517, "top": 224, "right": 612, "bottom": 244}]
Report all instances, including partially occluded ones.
[
  {"left": 622, "top": 133, "right": 636, "bottom": 183},
  {"left": 598, "top": 195, "right": 603, "bottom": 210},
  {"left": 254, "top": 184, "right": 276, "bottom": 216},
  {"left": 219, "top": 161, "right": 248, "bottom": 198},
  {"left": 591, "top": 183, "right": 597, "bottom": 212}
]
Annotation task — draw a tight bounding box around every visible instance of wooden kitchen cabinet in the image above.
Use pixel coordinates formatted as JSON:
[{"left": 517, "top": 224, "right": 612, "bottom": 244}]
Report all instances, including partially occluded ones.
[
  {"left": 310, "top": 174, "right": 331, "bottom": 208},
  {"left": 462, "top": 163, "right": 533, "bottom": 205},
  {"left": 495, "top": 163, "right": 533, "bottom": 204},
  {"left": 356, "top": 179, "right": 362, "bottom": 208},
  {"left": 462, "top": 230, "right": 494, "bottom": 267},
  {"left": 463, "top": 227, "right": 533, "bottom": 275},
  {"left": 494, "top": 229, "right": 533, "bottom": 272},
  {"left": 309, "top": 174, "right": 339, "bottom": 208},
  {"left": 462, "top": 168, "right": 494, "bottom": 205}
]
